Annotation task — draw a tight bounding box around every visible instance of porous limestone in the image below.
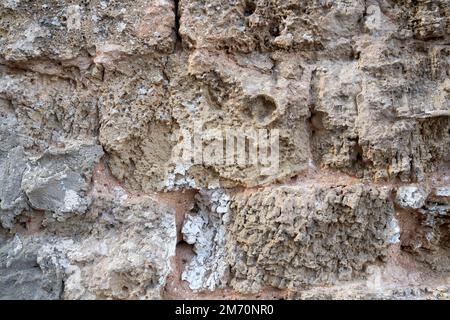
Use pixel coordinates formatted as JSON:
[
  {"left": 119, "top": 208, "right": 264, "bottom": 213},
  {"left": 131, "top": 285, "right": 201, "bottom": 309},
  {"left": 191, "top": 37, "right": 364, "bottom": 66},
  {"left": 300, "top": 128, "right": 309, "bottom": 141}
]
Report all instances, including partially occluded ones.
[{"left": 0, "top": 0, "right": 449, "bottom": 300}]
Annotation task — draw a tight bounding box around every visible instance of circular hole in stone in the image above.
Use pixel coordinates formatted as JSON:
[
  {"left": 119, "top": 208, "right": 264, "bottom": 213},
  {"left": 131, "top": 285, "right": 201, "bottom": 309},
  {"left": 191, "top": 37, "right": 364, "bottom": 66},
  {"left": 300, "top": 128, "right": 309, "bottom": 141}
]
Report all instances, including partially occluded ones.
[
  {"left": 269, "top": 24, "right": 281, "bottom": 37},
  {"left": 246, "top": 95, "right": 277, "bottom": 124},
  {"left": 244, "top": 0, "right": 256, "bottom": 16}
]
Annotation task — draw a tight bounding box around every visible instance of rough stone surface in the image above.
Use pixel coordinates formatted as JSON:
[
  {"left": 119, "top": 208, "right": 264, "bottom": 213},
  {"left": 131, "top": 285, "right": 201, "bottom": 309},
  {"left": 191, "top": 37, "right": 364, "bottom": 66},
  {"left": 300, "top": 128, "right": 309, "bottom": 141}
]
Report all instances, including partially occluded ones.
[
  {"left": 22, "top": 143, "right": 103, "bottom": 221},
  {"left": 226, "top": 184, "right": 397, "bottom": 293},
  {"left": 1, "top": 178, "right": 177, "bottom": 300},
  {"left": 0, "top": 0, "right": 449, "bottom": 300},
  {"left": 0, "top": 235, "right": 63, "bottom": 299},
  {"left": 401, "top": 184, "right": 450, "bottom": 272},
  {"left": 396, "top": 185, "right": 429, "bottom": 209},
  {"left": 38, "top": 185, "right": 177, "bottom": 300},
  {"left": 181, "top": 189, "right": 230, "bottom": 291}
]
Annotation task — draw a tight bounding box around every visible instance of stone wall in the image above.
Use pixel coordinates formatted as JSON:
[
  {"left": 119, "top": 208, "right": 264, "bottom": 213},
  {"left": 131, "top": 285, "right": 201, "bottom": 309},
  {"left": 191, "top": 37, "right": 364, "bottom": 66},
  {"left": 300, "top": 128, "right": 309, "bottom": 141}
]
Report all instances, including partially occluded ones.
[{"left": 0, "top": 0, "right": 449, "bottom": 299}]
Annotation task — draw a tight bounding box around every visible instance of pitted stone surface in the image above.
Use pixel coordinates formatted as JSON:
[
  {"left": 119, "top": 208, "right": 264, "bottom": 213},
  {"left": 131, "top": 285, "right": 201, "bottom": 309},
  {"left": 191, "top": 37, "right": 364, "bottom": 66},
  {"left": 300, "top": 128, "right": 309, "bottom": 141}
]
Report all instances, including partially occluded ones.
[{"left": 0, "top": 0, "right": 449, "bottom": 300}]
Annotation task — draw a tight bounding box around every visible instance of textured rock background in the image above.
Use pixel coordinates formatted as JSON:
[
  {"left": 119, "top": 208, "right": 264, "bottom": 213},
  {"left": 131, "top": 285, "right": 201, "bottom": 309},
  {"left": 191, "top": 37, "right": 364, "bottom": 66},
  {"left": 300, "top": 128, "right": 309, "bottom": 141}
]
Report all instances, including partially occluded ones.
[{"left": 0, "top": 0, "right": 449, "bottom": 299}]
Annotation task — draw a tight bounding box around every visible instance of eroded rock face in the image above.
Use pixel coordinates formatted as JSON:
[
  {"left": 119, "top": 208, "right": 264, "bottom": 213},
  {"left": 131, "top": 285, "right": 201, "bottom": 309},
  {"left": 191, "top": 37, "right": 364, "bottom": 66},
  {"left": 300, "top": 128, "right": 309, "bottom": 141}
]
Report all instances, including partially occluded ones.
[
  {"left": 0, "top": 0, "right": 175, "bottom": 61},
  {"left": 396, "top": 185, "right": 429, "bottom": 209},
  {"left": 0, "top": 235, "right": 63, "bottom": 299},
  {"left": 1, "top": 182, "right": 177, "bottom": 300},
  {"left": 178, "top": 184, "right": 400, "bottom": 293},
  {"left": 310, "top": 37, "right": 450, "bottom": 182},
  {"left": 0, "top": 66, "right": 103, "bottom": 228},
  {"left": 39, "top": 187, "right": 177, "bottom": 300},
  {"left": 22, "top": 143, "right": 103, "bottom": 221},
  {"left": 227, "top": 184, "right": 397, "bottom": 293},
  {"left": 0, "top": 0, "right": 449, "bottom": 299},
  {"left": 181, "top": 189, "right": 230, "bottom": 291},
  {"left": 400, "top": 184, "right": 450, "bottom": 272}
]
